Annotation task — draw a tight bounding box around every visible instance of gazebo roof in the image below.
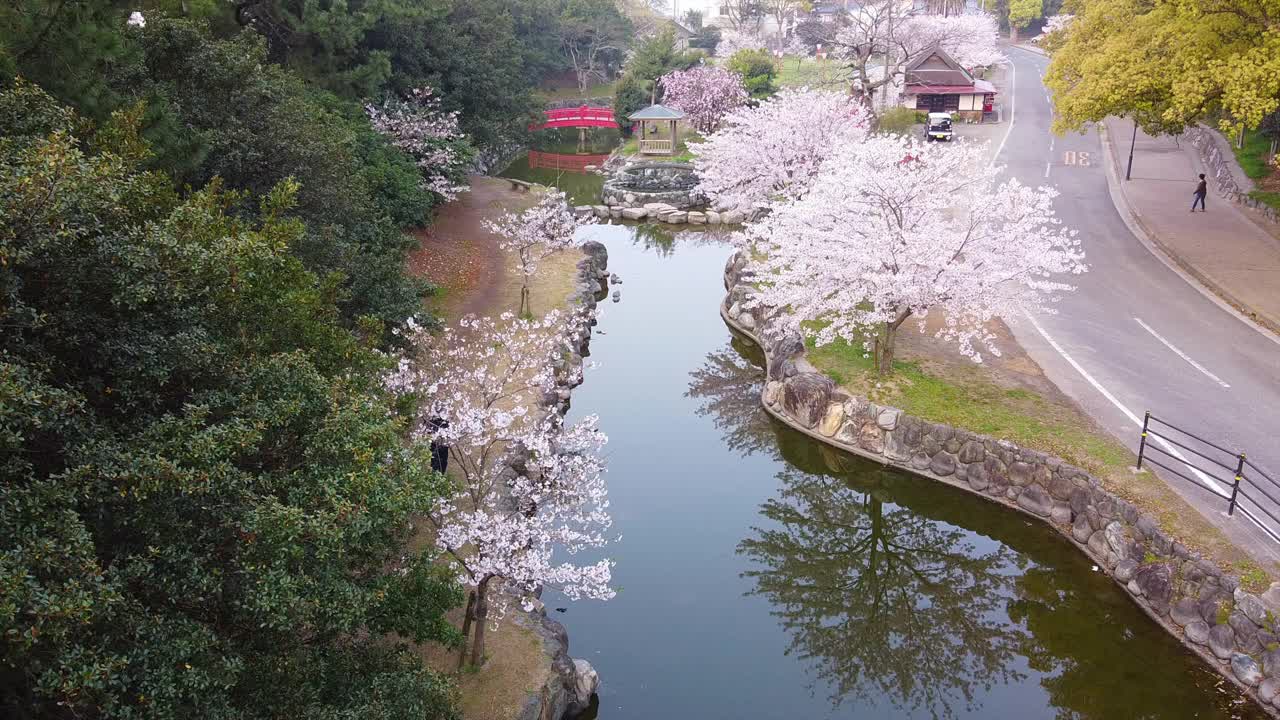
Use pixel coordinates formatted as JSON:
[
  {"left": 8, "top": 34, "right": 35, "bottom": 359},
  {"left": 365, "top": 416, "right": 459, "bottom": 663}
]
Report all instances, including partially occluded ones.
[{"left": 629, "top": 104, "right": 685, "bottom": 121}]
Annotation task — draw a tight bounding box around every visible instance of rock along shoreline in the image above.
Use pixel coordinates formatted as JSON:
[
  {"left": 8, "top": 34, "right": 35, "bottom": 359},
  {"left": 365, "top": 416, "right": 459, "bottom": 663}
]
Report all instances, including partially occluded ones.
[
  {"left": 722, "top": 248, "right": 1280, "bottom": 716},
  {"left": 500, "top": 241, "right": 610, "bottom": 720}
]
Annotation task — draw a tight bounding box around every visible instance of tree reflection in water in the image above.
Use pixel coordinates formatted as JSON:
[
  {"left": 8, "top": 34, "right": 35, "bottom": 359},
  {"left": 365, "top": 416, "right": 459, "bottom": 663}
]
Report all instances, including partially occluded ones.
[
  {"left": 739, "top": 463, "right": 1025, "bottom": 719},
  {"left": 685, "top": 338, "right": 1265, "bottom": 720},
  {"left": 685, "top": 335, "right": 779, "bottom": 458}
]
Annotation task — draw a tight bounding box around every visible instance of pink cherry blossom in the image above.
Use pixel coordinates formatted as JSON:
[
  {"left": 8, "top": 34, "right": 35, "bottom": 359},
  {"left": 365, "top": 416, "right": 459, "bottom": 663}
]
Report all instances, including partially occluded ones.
[
  {"left": 659, "top": 65, "right": 749, "bottom": 134},
  {"left": 365, "top": 87, "right": 471, "bottom": 202},
  {"left": 692, "top": 88, "right": 871, "bottom": 213},
  {"left": 387, "top": 310, "right": 613, "bottom": 665},
  {"left": 737, "top": 134, "right": 1086, "bottom": 373},
  {"left": 716, "top": 28, "right": 767, "bottom": 59},
  {"left": 484, "top": 190, "right": 594, "bottom": 314}
]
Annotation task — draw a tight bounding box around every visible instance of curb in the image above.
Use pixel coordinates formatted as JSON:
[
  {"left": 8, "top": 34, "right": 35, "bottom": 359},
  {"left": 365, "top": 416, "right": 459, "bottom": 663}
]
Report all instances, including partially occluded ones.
[{"left": 1098, "top": 122, "right": 1280, "bottom": 341}]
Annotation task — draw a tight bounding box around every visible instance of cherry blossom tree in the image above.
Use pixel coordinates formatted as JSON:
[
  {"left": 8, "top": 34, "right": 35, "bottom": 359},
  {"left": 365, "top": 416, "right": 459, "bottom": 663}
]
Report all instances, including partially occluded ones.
[
  {"left": 389, "top": 311, "right": 613, "bottom": 667},
  {"left": 716, "top": 28, "right": 767, "bottom": 59},
  {"left": 901, "top": 13, "right": 1005, "bottom": 70},
  {"left": 659, "top": 65, "right": 749, "bottom": 134},
  {"left": 485, "top": 190, "right": 594, "bottom": 315},
  {"left": 1034, "top": 14, "right": 1075, "bottom": 45},
  {"left": 692, "top": 88, "right": 871, "bottom": 212},
  {"left": 365, "top": 87, "right": 473, "bottom": 202},
  {"left": 834, "top": 3, "right": 1004, "bottom": 109},
  {"left": 738, "top": 135, "right": 1086, "bottom": 375}
]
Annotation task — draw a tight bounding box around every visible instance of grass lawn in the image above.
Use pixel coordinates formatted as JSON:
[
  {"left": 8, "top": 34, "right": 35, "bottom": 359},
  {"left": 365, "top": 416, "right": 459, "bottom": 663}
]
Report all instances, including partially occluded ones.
[
  {"left": 1227, "top": 128, "right": 1280, "bottom": 211},
  {"left": 803, "top": 330, "right": 1275, "bottom": 587},
  {"left": 775, "top": 56, "right": 851, "bottom": 90},
  {"left": 806, "top": 336, "right": 1131, "bottom": 475}
]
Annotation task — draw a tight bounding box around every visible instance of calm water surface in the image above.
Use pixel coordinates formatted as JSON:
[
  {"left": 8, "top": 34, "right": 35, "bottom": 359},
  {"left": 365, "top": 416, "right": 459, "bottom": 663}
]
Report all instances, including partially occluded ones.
[{"left": 554, "top": 221, "right": 1263, "bottom": 720}]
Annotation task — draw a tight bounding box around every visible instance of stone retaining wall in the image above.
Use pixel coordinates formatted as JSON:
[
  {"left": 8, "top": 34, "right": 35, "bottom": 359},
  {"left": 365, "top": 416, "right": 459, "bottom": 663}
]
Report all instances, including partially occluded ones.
[
  {"left": 507, "top": 241, "right": 611, "bottom": 720},
  {"left": 1187, "top": 125, "right": 1280, "bottom": 225},
  {"left": 722, "top": 249, "right": 1280, "bottom": 716}
]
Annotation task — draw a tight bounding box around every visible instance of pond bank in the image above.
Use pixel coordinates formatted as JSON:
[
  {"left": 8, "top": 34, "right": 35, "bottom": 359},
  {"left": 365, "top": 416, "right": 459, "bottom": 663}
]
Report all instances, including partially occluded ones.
[{"left": 721, "top": 248, "right": 1280, "bottom": 716}]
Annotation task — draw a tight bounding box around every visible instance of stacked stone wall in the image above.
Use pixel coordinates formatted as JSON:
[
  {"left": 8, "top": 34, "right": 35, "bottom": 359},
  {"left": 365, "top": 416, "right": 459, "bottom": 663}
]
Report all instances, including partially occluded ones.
[{"left": 722, "top": 249, "right": 1280, "bottom": 715}]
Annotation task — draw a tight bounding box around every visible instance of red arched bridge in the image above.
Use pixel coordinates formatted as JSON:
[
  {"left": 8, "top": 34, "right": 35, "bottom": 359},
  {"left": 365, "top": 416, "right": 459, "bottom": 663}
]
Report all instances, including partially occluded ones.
[{"left": 530, "top": 105, "right": 619, "bottom": 132}]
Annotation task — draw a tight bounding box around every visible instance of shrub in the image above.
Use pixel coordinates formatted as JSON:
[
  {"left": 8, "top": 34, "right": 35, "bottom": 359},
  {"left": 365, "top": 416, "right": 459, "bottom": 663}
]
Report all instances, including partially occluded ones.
[
  {"left": 727, "top": 49, "right": 778, "bottom": 99},
  {"left": 879, "top": 106, "right": 921, "bottom": 136}
]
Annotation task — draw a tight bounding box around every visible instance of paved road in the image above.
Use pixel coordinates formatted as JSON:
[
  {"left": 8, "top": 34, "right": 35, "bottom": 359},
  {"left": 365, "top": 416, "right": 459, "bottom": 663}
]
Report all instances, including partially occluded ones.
[{"left": 998, "top": 46, "right": 1280, "bottom": 566}]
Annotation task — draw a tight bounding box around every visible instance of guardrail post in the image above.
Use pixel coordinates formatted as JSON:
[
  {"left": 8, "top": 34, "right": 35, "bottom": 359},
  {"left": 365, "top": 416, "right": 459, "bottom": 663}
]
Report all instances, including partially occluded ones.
[
  {"left": 1228, "top": 453, "right": 1246, "bottom": 516},
  {"left": 1136, "top": 411, "right": 1151, "bottom": 469}
]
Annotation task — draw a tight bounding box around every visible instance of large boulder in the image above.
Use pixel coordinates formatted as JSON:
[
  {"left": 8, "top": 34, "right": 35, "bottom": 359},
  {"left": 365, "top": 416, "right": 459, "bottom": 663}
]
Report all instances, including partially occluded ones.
[
  {"left": 1132, "top": 563, "right": 1174, "bottom": 615},
  {"left": 1071, "top": 514, "right": 1094, "bottom": 543},
  {"left": 1235, "top": 589, "right": 1270, "bottom": 626},
  {"left": 1170, "top": 598, "right": 1201, "bottom": 627},
  {"left": 930, "top": 452, "right": 957, "bottom": 477},
  {"left": 818, "top": 403, "right": 844, "bottom": 437},
  {"left": 1233, "top": 653, "right": 1264, "bottom": 687},
  {"left": 1016, "top": 484, "right": 1054, "bottom": 517},
  {"left": 1185, "top": 620, "right": 1211, "bottom": 645},
  {"left": 783, "top": 373, "right": 836, "bottom": 428},
  {"left": 620, "top": 207, "right": 648, "bottom": 220},
  {"left": 767, "top": 331, "right": 806, "bottom": 381},
  {"left": 571, "top": 658, "right": 599, "bottom": 708},
  {"left": 1208, "top": 623, "right": 1237, "bottom": 659},
  {"left": 1114, "top": 559, "right": 1138, "bottom": 583}
]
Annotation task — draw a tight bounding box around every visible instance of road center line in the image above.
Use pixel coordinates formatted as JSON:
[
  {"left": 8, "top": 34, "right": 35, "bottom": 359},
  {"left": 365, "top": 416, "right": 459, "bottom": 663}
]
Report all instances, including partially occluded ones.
[
  {"left": 1010, "top": 48, "right": 1265, "bottom": 534},
  {"left": 1044, "top": 161, "right": 1051, "bottom": 178},
  {"left": 1022, "top": 311, "right": 1229, "bottom": 496},
  {"left": 1134, "top": 317, "right": 1231, "bottom": 388}
]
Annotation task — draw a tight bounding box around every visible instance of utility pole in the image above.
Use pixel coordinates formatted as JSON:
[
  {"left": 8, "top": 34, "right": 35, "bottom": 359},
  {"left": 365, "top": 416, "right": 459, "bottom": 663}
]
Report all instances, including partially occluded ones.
[{"left": 1125, "top": 119, "right": 1137, "bottom": 181}]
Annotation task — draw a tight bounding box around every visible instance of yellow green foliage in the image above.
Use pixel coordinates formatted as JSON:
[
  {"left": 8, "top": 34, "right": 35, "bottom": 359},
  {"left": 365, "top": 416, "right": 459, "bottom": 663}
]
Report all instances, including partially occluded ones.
[{"left": 1046, "top": 0, "right": 1280, "bottom": 135}]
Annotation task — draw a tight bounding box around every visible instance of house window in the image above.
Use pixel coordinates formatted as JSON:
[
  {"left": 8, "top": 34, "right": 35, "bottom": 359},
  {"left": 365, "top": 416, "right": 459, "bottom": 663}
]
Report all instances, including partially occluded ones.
[{"left": 919, "top": 94, "right": 960, "bottom": 113}]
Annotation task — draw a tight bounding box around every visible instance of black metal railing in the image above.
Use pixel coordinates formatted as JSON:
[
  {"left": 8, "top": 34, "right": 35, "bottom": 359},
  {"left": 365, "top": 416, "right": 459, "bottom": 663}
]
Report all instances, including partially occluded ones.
[{"left": 1137, "top": 412, "right": 1280, "bottom": 544}]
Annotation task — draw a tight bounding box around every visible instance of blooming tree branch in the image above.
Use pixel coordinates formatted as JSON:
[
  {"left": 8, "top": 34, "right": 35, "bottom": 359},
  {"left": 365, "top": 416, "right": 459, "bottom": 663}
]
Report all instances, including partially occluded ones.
[
  {"left": 716, "top": 28, "right": 767, "bottom": 59},
  {"left": 659, "top": 65, "right": 749, "bottom": 134},
  {"left": 388, "top": 310, "right": 613, "bottom": 666},
  {"left": 366, "top": 87, "right": 473, "bottom": 203},
  {"left": 484, "top": 190, "right": 594, "bottom": 314},
  {"left": 693, "top": 88, "right": 871, "bottom": 212},
  {"left": 738, "top": 135, "right": 1086, "bottom": 375}
]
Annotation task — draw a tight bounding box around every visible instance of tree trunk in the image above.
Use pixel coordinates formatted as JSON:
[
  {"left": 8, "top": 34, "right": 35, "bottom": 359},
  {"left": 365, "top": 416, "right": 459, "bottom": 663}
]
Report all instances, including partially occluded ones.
[
  {"left": 873, "top": 322, "right": 897, "bottom": 376},
  {"left": 457, "top": 590, "right": 476, "bottom": 669},
  {"left": 873, "top": 312, "right": 912, "bottom": 376},
  {"left": 469, "top": 577, "right": 492, "bottom": 667},
  {"left": 1010, "top": 26, "right": 1018, "bottom": 43}
]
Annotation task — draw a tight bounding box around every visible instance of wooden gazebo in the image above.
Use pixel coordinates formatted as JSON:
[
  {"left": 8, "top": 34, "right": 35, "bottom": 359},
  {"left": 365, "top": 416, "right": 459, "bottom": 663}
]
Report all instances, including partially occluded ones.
[{"left": 629, "top": 104, "right": 685, "bottom": 156}]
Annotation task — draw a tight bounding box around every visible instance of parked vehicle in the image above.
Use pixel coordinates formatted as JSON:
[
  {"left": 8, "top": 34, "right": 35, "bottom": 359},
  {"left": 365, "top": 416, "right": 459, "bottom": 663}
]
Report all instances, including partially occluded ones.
[{"left": 925, "top": 112, "right": 953, "bottom": 142}]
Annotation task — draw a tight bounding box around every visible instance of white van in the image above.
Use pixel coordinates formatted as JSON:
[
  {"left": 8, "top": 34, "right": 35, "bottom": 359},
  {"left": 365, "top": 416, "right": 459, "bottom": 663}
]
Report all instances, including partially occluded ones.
[{"left": 925, "top": 112, "right": 954, "bottom": 142}]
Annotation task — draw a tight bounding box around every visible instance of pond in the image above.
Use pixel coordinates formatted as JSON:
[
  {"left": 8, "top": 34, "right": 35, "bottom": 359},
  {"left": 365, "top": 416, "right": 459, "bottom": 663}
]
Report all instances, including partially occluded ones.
[
  {"left": 501, "top": 127, "right": 620, "bottom": 206},
  {"left": 553, "top": 220, "right": 1264, "bottom": 720}
]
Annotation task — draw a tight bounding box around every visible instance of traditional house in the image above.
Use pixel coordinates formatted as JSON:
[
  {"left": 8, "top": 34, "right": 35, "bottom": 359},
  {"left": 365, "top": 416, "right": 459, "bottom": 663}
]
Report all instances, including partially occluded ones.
[
  {"left": 900, "top": 46, "right": 996, "bottom": 122},
  {"left": 666, "top": 19, "right": 697, "bottom": 51}
]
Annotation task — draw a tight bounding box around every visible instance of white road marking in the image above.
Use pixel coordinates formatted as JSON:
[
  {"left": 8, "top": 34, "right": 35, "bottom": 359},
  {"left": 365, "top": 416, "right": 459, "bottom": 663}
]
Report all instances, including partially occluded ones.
[
  {"left": 1134, "top": 316, "right": 1231, "bottom": 388},
  {"left": 1044, "top": 161, "right": 1051, "bottom": 178},
  {"left": 1022, "top": 311, "right": 1230, "bottom": 497},
  {"left": 1049, "top": 137, "right": 1055, "bottom": 152},
  {"left": 991, "top": 58, "right": 1016, "bottom": 162},
  {"left": 1011, "top": 48, "right": 1278, "bottom": 541}
]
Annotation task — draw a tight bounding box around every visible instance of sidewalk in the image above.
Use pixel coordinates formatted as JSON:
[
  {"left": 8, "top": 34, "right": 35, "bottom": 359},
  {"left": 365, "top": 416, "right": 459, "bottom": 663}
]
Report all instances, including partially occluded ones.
[{"left": 1102, "top": 117, "right": 1280, "bottom": 334}]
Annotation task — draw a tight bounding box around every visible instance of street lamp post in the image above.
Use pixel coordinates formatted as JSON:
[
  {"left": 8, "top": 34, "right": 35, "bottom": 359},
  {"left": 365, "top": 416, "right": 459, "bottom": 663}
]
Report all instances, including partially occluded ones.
[{"left": 1125, "top": 119, "right": 1137, "bottom": 181}]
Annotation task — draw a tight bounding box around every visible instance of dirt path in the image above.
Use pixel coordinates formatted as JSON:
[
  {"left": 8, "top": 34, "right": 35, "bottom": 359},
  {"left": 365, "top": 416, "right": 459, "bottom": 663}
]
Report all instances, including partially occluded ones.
[
  {"left": 408, "top": 176, "right": 580, "bottom": 322},
  {"left": 408, "top": 176, "right": 523, "bottom": 322}
]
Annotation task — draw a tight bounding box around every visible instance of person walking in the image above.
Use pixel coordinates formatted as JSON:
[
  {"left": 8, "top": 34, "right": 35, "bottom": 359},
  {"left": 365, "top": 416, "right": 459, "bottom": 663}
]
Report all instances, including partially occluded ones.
[{"left": 1191, "top": 173, "right": 1207, "bottom": 212}]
